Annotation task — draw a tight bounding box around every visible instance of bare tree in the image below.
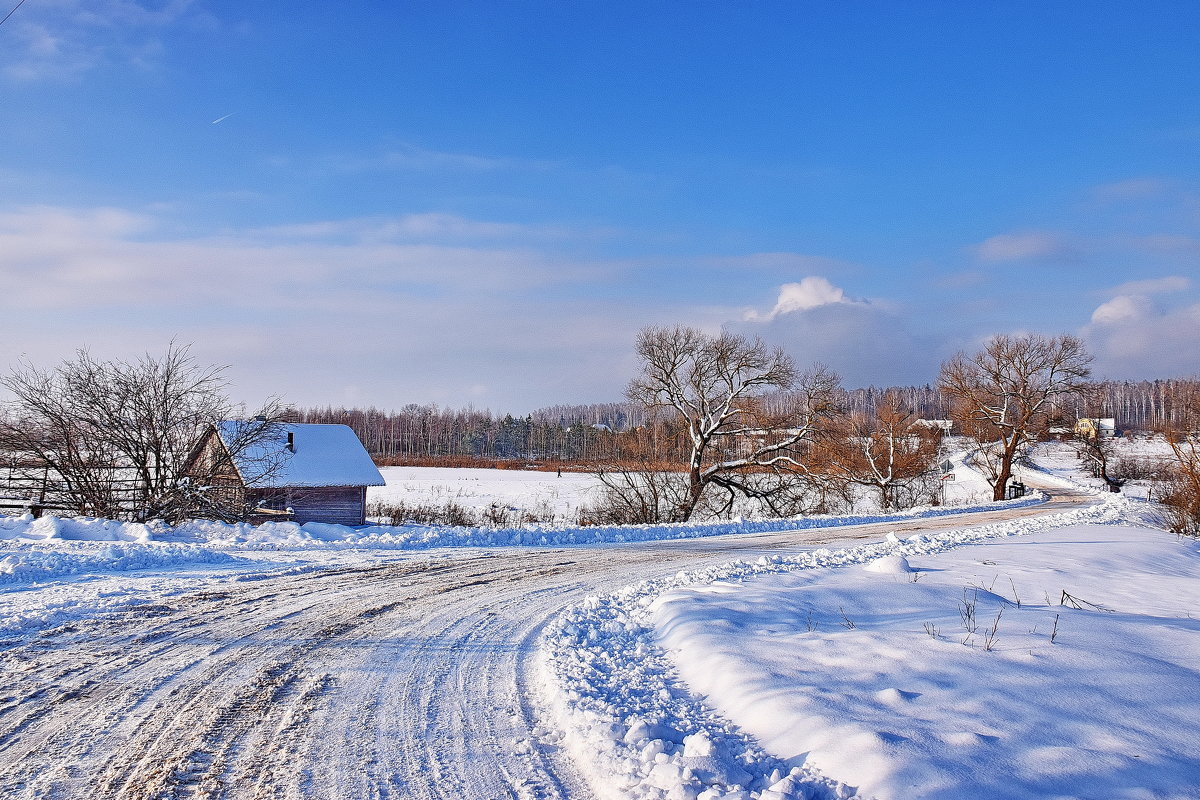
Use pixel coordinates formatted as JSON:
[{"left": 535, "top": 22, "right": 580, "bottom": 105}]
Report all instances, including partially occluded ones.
[
  {"left": 818, "top": 391, "right": 943, "bottom": 510},
  {"left": 623, "top": 325, "right": 842, "bottom": 521},
  {"left": 0, "top": 344, "right": 282, "bottom": 522},
  {"left": 1154, "top": 381, "right": 1200, "bottom": 535},
  {"left": 0, "top": 363, "right": 125, "bottom": 518},
  {"left": 940, "top": 334, "right": 1092, "bottom": 501}
]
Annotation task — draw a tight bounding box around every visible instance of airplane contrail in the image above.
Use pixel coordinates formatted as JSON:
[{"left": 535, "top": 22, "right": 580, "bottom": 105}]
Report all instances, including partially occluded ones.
[
  {"left": 0, "top": 0, "right": 28, "bottom": 28},
  {"left": 211, "top": 113, "right": 236, "bottom": 125}
]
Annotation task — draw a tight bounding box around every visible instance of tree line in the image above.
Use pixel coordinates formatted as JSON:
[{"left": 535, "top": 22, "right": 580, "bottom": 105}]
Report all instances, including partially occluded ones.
[{"left": 290, "top": 380, "right": 1193, "bottom": 465}]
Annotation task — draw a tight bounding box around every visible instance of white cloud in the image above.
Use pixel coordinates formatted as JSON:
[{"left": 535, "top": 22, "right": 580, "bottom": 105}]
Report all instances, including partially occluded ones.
[
  {"left": 1088, "top": 275, "right": 1193, "bottom": 327},
  {"left": 0, "top": 204, "right": 689, "bottom": 410},
  {"left": 1083, "top": 278, "right": 1200, "bottom": 379},
  {"left": 256, "top": 213, "right": 575, "bottom": 245},
  {"left": 0, "top": 206, "right": 623, "bottom": 312},
  {"left": 1090, "top": 295, "right": 1149, "bottom": 325},
  {"left": 973, "top": 231, "right": 1072, "bottom": 263},
  {"left": 733, "top": 278, "right": 938, "bottom": 386},
  {"left": 744, "top": 276, "right": 859, "bottom": 322},
  {"left": 1110, "top": 275, "right": 1191, "bottom": 296}
]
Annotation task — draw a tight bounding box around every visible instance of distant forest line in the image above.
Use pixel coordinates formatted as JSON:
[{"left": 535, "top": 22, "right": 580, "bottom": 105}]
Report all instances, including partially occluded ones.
[{"left": 291, "top": 379, "right": 1198, "bottom": 465}]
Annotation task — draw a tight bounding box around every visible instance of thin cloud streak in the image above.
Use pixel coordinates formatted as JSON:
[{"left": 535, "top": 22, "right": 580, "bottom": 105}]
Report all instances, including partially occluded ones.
[
  {"left": 1, "top": 0, "right": 203, "bottom": 81},
  {"left": 973, "top": 231, "right": 1075, "bottom": 263}
]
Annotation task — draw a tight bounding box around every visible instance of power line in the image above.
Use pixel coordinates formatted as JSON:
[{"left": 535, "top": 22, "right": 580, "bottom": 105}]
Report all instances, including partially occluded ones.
[{"left": 0, "top": 0, "right": 28, "bottom": 28}]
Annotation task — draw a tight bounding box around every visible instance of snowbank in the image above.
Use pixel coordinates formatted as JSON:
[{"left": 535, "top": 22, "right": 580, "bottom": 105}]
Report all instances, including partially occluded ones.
[
  {"left": 0, "top": 492, "right": 1047, "bottom": 552},
  {"left": 537, "top": 496, "right": 1130, "bottom": 800},
  {"left": 649, "top": 521, "right": 1200, "bottom": 799},
  {"left": 0, "top": 513, "right": 162, "bottom": 542}
]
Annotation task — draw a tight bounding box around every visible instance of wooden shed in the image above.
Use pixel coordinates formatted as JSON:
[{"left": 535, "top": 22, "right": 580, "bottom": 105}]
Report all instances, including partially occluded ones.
[{"left": 185, "top": 422, "right": 385, "bottom": 525}]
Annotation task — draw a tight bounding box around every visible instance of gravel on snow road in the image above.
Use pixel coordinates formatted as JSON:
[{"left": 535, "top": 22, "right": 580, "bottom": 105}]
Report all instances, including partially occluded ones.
[{"left": 0, "top": 483, "right": 1092, "bottom": 800}]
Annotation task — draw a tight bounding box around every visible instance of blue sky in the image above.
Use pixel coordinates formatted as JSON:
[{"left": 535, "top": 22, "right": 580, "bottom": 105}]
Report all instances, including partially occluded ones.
[{"left": 2, "top": 2, "right": 1198, "bottom": 411}]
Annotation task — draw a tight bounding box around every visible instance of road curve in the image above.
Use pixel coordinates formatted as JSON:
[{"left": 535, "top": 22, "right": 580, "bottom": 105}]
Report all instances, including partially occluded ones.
[{"left": 0, "top": 482, "right": 1094, "bottom": 800}]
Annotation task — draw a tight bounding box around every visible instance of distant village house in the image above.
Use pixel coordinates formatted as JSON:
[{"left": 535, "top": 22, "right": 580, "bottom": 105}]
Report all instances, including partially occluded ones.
[{"left": 1073, "top": 418, "right": 1117, "bottom": 439}]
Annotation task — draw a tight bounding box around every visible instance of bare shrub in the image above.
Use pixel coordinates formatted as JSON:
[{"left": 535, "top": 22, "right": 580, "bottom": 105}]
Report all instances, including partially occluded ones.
[
  {"left": 983, "top": 607, "right": 1004, "bottom": 651},
  {"left": 1158, "top": 474, "right": 1200, "bottom": 536},
  {"left": 481, "top": 502, "right": 515, "bottom": 526},
  {"left": 1113, "top": 455, "right": 1172, "bottom": 483},
  {"left": 366, "top": 499, "right": 478, "bottom": 527},
  {"left": 578, "top": 469, "right": 692, "bottom": 525},
  {"left": 959, "top": 589, "right": 978, "bottom": 634},
  {"left": 520, "top": 498, "right": 558, "bottom": 525}
]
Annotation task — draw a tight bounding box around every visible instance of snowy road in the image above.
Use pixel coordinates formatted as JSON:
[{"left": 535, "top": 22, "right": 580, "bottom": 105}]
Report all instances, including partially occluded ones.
[{"left": 0, "top": 484, "right": 1092, "bottom": 800}]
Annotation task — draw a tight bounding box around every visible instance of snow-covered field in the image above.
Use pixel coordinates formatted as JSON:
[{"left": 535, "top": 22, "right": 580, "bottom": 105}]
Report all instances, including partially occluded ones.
[
  {"left": 648, "top": 520, "right": 1199, "bottom": 799},
  {"left": 370, "top": 465, "right": 602, "bottom": 522},
  {"left": 369, "top": 453, "right": 998, "bottom": 524},
  {"left": 1027, "top": 436, "right": 1177, "bottom": 501}
]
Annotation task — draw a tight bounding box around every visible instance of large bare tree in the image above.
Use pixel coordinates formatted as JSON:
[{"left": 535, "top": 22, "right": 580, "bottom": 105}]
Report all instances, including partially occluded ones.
[
  {"left": 940, "top": 333, "right": 1092, "bottom": 501},
  {"left": 0, "top": 344, "right": 282, "bottom": 522},
  {"left": 623, "top": 325, "right": 841, "bottom": 521}
]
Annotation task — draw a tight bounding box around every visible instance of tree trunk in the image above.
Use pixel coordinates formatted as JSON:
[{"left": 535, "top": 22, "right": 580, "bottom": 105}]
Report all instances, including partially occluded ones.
[
  {"left": 682, "top": 464, "right": 704, "bottom": 522},
  {"left": 993, "top": 443, "right": 1016, "bottom": 501}
]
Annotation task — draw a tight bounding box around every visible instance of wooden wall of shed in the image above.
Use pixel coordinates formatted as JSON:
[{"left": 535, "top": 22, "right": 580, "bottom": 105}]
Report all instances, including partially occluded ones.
[
  {"left": 249, "top": 486, "right": 367, "bottom": 526},
  {"left": 184, "top": 430, "right": 247, "bottom": 511}
]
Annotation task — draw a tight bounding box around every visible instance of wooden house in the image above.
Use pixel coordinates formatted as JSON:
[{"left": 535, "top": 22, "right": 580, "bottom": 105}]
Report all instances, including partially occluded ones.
[{"left": 185, "top": 422, "right": 385, "bottom": 525}]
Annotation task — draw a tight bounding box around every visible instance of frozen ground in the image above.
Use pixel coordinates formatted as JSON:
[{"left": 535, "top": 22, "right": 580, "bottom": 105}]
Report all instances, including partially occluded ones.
[{"left": 0, "top": 448, "right": 1188, "bottom": 799}]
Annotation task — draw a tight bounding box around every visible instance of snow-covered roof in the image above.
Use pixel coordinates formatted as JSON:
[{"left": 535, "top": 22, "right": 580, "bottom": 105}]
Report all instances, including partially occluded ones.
[{"left": 215, "top": 422, "right": 385, "bottom": 488}]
